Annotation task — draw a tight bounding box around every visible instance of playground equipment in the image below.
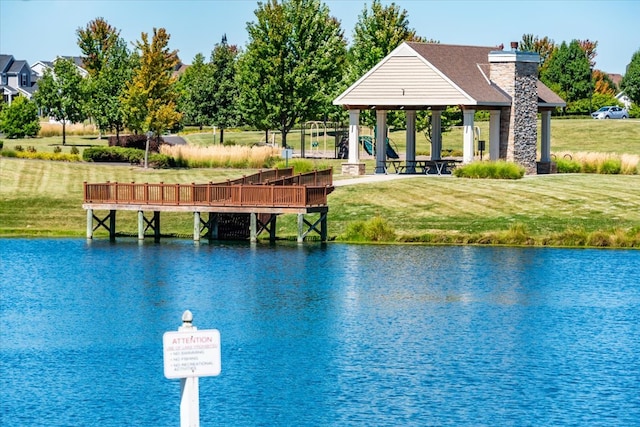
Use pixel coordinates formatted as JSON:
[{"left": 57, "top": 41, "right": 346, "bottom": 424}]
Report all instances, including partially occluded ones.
[
  {"left": 302, "top": 121, "right": 343, "bottom": 158},
  {"left": 358, "top": 134, "right": 400, "bottom": 159}
]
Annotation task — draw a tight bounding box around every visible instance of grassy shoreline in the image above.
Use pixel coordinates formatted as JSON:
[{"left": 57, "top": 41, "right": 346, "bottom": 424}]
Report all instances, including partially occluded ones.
[{"left": 1, "top": 157, "right": 639, "bottom": 247}]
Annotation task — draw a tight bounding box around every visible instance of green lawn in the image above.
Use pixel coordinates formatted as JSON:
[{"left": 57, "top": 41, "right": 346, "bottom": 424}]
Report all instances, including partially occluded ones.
[
  {"left": 4, "top": 118, "right": 637, "bottom": 158},
  {"left": 2, "top": 117, "right": 639, "bottom": 245},
  {"left": 1, "top": 157, "right": 639, "bottom": 246}
]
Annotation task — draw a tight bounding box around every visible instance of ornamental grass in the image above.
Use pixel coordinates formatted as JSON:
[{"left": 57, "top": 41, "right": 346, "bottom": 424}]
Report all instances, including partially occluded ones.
[
  {"left": 161, "top": 144, "right": 279, "bottom": 169},
  {"left": 553, "top": 151, "right": 639, "bottom": 175}
]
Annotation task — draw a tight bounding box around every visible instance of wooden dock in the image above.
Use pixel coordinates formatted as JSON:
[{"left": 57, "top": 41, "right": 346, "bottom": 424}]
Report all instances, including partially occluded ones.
[{"left": 83, "top": 168, "right": 334, "bottom": 243}]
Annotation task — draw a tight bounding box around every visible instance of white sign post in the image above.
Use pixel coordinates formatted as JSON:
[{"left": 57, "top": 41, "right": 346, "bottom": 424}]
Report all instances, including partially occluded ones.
[{"left": 163, "top": 310, "right": 221, "bottom": 427}]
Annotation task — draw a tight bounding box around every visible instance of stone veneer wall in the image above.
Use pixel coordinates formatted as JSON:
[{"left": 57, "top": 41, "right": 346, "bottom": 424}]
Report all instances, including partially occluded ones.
[{"left": 490, "top": 55, "right": 539, "bottom": 174}]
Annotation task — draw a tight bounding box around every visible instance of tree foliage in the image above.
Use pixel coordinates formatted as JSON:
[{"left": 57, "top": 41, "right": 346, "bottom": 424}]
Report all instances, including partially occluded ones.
[
  {"left": 34, "top": 58, "right": 87, "bottom": 144},
  {"left": 210, "top": 35, "right": 240, "bottom": 143},
  {"left": 621, "top": 49, "right": 640, "bottom": 105},
  {"left": 76, "top": 17, "right": 119, "bottom": 77},
  {"left": 593, "top": 70, "right": 617, "bottom": 96},
  {"left": 347, "top": 0, "right": 423, "bottom": 129},
  {"left": 520, "top": 34, "right": 556, "bottom": 75},
  {"left": 541, "top": 40, "right": 592, "bottom": 103},
  {"left": 347, "top": 0, "right": 419, "bottom": 85},
  {"left": 238, "top": 0, "right": 347, "bottom": 147},
  {"left": 176, "top": 52, "right": 216, "bottom": 129},
  {"left": 121, "top": 27, "right": 182, "bottom": 136},
  {"left": 0, "top": 96, "right": 40, "bottom": 138},
  {"left": 77, "top": 18, "right": 131, "bottom": 140}
]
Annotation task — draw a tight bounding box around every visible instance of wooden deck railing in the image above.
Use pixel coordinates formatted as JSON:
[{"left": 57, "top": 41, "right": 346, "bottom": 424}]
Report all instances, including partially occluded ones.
[
  {"left": 84, "top": 182, "right": 331, "bottom": 207},
  {"left": 83, "top": 168, "right": 334, "bottom": 208}
]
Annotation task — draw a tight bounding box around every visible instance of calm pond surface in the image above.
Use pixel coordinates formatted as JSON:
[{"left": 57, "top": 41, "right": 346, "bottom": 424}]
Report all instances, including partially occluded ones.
[{"left": 1, "top": 238, "right": 639, "bottom": 426}]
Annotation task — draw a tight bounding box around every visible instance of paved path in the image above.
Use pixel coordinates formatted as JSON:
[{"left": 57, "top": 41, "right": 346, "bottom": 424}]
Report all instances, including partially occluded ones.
[{"left": 334, "top": 173, "right": 437, "bottom": 187}]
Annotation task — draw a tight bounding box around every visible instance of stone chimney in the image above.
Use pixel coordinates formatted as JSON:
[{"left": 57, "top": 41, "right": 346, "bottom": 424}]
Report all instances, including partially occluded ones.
[{"left": 489, "top": 44, "right": 540, "bottom": 173}]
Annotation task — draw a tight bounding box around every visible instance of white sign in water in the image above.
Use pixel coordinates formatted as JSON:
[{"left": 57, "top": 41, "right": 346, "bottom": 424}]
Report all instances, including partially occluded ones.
[{"left": 163, "top": 329, "right": 221, "bottom": 379}]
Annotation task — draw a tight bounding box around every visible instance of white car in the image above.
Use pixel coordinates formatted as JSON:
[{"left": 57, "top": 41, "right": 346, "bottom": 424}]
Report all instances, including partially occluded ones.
[{"left": 591, "top": 106, "right": 629, "bottom": 119}]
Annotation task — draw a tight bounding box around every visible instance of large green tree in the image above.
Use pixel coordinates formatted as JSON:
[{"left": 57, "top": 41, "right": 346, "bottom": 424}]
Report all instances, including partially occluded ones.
[
  {"left": 541, "top": 40, "right": 592, "bottom": 103},
  {"left": 210, "top": 35, "right": 240, "bottom": 144},
  {"left": 34, "top": 58, "right": 87, "bottom": 145},
  {"left": 77, "top": 18, "right": 131, "bottom": 141},
  {"left": 621, "top": 49, "right": 640, "bottom": 105},
  {"left": 347, "top": 0, "right": 424, "bottom": 129},
  {"left": 347, "top": 0, "right": 420, "bottom": 85},
  {"left": 76, "top": 17, "right": 119, "bottom": 77},
  {"left": 0, "top": 96, "right": 40, "bottom": 138},
  {"left": 176, "top": 52, "right": 216, "bottom": 130},
  {"left": 237, "top": 0, "right": 347, "bottom": 147},
  {"left": 121, "top": 27, "right": 182, "bottom": 137}
]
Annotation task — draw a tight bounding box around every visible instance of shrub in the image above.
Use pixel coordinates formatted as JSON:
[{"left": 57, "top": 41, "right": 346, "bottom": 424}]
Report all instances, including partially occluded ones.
[
  {"left": 70, "top": 145, "right": 79, "bottom": 155},
  {"left": 53, "top": 146, "right": 62, "bottom": 153},
  {"left": 83, "top": 146, "right": 145, "bottom": 163},
  {"left": 555, "top": 158, "right": 582, "bottom": 173},
  {"left": 598, "top": 159, "right": 621, "bottom": 174},
  {"left": 26, "top": 146, "right": 37, "bottom": 153},
  {"left": 0, "top": 96, "right": 40, "bottom": 138},
  {"left": 340, "top": 216, "right": 396, "bottom": 242},
  {"left": 9, "top": 150, "right": 80, "bottom": 162},
  {"left": 453, "top": 160, "right": 525, "bottom": 179},
  {"left": 14, "top": 145, "right": 24, "bottom": 152},
  {"left": 0, "top": 140, "right": 3, "bottom": 150},
  {"left": 108, "top": 134, "right": 162, "bottom": 152}
]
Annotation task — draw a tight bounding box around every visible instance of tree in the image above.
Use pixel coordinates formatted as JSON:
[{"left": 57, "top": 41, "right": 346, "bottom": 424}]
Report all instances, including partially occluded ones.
[
  {"left": 121, "top": 27, "right": 182, "bottom": 137},
  {"left": 237, "top": 0, "right": 347, "bottom": 147},
  {"left": 0, "top": 96, "right": 40, "bottom": 138},
  {"left": 593, "top": 70, "right": 617, "bottom": 96},
  {"left": 541, "top": 40, "right": 592, "bottom": 103},
  {"left": 346, "top": 0, "right": 423, "bottom": 128},
  {"left": 176, "top": 53, "right": 216, "bottom": 129},
  {"left": 520, "top": 34, "right": 556, "bottom": 75},
  {"left": 76, "top": 17, "right": 119, "bottom": 77},
  {"left": 621, "top": 49, "right": 640, "bottom": 105},
  {"left": 77, "top": 18, "right": 131, "bottom": 141},
  {"left": 347, "top": 0, "right": 420, "bottom": 85},
  {"left": 34, "top": 58, "right": 87, "bottom": 145},
  {"left": 210, "top": 35, "right": 240, "bottom": 144}
]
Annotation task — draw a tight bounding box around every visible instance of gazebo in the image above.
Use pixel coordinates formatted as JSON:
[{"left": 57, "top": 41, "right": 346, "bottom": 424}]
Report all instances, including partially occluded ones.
[{"left": 333, "top": 42, "right": 566, "bottom": 175}]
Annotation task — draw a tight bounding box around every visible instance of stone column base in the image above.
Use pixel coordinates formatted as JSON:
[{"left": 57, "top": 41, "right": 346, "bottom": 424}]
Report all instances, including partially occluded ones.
[
  {"left": 342, "top": 163, "right": 366, "bottom": 176},
  {"left": 536, "top": 161, "right": 557, "bottom": 174}
]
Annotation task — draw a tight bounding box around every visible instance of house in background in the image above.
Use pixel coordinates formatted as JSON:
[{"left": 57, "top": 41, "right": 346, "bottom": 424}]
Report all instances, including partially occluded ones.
[
  {"left": 31, "top": 56, "right": 89, "bottom": 79},
  {"left": 608, "top": 73, "right": 632, "bottom": 109},
  {"left": 0, "top": 54, "right": 38, "bottom": 105}
]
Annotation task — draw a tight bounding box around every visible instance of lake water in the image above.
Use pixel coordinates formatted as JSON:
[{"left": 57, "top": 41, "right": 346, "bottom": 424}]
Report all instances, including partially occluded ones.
[{"left": 1, "top": 238, "right": 639, "bottom": 426}]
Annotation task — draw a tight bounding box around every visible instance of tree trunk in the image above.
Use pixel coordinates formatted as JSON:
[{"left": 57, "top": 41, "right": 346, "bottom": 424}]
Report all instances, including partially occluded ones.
[
  {"left": 62, "top": 120, "right": 66, "bottom": 145},
  {"left": 220, "top": 128, "right": 224, "bottom": 144},
  {"left": 281, "top": 129, "right": 287, "bottom": 148}
]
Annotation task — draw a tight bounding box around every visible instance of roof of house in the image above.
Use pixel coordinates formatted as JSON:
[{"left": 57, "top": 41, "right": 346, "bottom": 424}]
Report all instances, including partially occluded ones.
[
  {"left": 334, "top": 42, "right": 565, "bottom": 110},
  {"left": 0, "top": 54, "right": 14, "bottom": 72}
]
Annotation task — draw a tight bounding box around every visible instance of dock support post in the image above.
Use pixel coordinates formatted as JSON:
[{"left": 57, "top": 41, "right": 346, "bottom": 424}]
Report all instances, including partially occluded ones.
[
  {"left": 138, "top": 211, "right": 145, "bottom": 240},
  {"left": 321, "top": 212, "right": 327, "bottom": 242},
  {"left": 154, "top": 211, "right": 160, "bottom": 243},
  {"left": 194, "top": 212, "right": 201, "bottom": 242},
  {"left": 270, "top": 214, "right": 277, "bottom": 242},
  {"left": 250, "top": 213, "right": 257, "bottom": 243},
  {"left": 109, "top": 210, "right": 116, "bottom": 241},
  {"left": 86, "top": 209, "right": 93, "bottom": 239},
  {"left": 209, "top": 213, "right": 218, "bottom": 240},
  {"left": 297, "top": 214, "right": 304, "bottom": 243}
]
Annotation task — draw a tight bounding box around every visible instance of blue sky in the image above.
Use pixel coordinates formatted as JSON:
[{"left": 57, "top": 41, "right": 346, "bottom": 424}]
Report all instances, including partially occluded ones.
[{"left": 1, "top": 0, "right": 638, "bottom": 75}]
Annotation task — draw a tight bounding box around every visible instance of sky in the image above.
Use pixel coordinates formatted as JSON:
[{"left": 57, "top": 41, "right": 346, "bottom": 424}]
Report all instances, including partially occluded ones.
[{"left": 1, "top": 0, "right": 638, "bottom": 75}]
